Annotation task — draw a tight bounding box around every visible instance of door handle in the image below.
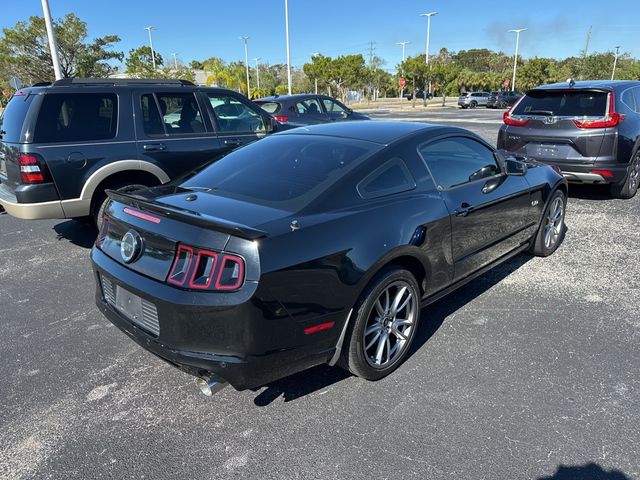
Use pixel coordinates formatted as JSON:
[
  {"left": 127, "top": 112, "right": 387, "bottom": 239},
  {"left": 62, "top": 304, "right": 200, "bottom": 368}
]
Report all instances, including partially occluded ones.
[
  {"left": 223, "top": 139, "right": 242, "bottom": 146},
  {"left": 143, "top": 143, "right": 166, "bottom": 152},
  {"left": 454, "top": 202, "right": 471, "bottom": 217}
]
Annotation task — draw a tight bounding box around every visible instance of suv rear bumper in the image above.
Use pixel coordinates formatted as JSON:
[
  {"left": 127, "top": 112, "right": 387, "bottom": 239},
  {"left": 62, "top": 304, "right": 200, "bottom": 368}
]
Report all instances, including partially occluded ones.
[
  {"left": 0, "top": 183, "right": 65, "bottom": 219},
  {"left": 547, "top": 163, "right": 627, "bottom": 184}
]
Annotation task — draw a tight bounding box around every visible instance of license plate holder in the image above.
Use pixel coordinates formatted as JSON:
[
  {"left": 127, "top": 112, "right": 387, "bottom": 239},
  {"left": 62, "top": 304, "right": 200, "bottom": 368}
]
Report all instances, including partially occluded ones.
[{"left": 115, "top": 285, "right": 144, "bottom": 324}]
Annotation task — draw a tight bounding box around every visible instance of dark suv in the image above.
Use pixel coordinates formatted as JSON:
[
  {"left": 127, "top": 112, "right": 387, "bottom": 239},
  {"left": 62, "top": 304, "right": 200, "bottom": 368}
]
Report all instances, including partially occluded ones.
[
  {"left": 0, "top": 78, "right": 276, "bottom": 224},
  {"left": 498, "top": 80, "right": 640, "bottom": 198},
  {"left": 487, "top": 91, "right": 521, "bottom": 108}
]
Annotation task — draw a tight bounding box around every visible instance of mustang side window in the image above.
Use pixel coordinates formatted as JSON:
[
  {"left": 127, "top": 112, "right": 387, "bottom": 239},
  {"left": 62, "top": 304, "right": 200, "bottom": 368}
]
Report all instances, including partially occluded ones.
[
  {"left": 357, "top": 157, "right": 416, "bottom": 199},
  {"left": 419, "top": 137, "right": 500, "bottom": 190}
]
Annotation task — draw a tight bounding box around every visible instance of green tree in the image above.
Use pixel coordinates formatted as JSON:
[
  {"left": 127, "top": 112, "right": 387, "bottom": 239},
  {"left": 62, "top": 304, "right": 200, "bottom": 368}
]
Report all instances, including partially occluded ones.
[
  {"left": 0, "top": 13, "right": 122, "bottom": 83},
  {"left": 125, "top": 46, "right": 164, "bottom": 77}
]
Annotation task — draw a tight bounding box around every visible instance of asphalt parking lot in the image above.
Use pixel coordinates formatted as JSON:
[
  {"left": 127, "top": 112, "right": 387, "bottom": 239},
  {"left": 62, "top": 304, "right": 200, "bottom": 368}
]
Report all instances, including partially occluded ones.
[{"left": 1, "top": 107, "right": 639, "bottom": 480}]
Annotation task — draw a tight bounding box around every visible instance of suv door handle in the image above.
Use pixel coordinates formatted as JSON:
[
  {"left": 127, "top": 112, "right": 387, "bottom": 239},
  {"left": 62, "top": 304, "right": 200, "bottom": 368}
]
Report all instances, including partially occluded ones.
[
  {"left": 223, "top": 139, "right": 242, "bottom": 146},
  {"left": 143, "top": 143, "right": 166, "bottom": 152},
  {"left": 454, "top": 203, "right": 471, "bottom": 217}
]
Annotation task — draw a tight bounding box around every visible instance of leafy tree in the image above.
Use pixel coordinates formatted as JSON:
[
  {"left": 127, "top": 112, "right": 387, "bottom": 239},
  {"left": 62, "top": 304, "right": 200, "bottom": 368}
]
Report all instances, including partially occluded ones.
[
  {"left": 0, "top": 13, "right": 122, "bottom": 83},
  {"left": 517, "top": 57, "right": 560, "bottom": 89},
  {"left": 125, "top": 46, "right": 194, "bottom": 83}
]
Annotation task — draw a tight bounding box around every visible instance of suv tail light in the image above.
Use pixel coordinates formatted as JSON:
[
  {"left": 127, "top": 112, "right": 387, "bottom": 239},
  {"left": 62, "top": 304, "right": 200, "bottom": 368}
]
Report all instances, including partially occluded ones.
[
  {"left": 573, "top": 92, "right": 624, "bottom": 129},
  {"left": 19, "top": 153, "right": 50, "bottom": 184},
  {"left": 167, "top": 244, "right": 245, "bottom": 291},
  {"left": 503, "top": 110, "right": 529, "bottom": 127},
  {"left": 273, "top": 115, "right": 289, "bottom": 122}
]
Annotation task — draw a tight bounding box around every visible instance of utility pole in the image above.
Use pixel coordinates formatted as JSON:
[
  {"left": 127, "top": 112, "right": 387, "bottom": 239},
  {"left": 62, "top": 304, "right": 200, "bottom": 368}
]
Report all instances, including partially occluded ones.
[
  {"left": 508, "top": 28, "right": 527, "bottom": 91},
  {"left": 253, "top": 57, "right": 261, "bottom": 90},
  {"left": 41, "top": 0, "right": 63, "bottom": 80},
  {"left": 172, "top": 53, "right": 178, "bottom": 69},
  {"left": 144, "top": 26, "right": 157, "bottom": 71},
  {"left": 611, "top": 45, "right": 621, "bottom": 80},
  {"left": 581, "top": 26, "right": 592, "bottom": 80},
  {"left": 240, "top": 36, "right": 250, "bottom": 98},
  {"left": 284, "top": 0, "right": 292, "bottom": 95}
]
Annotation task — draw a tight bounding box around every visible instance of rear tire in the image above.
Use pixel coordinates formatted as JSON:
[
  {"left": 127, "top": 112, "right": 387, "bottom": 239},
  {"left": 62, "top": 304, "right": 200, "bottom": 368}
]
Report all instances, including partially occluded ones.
[
  {"left": 609, "top": 152, "right": 640, "bottom": 199},
  {"left": 469, "top": 101, "right": 477, "bottom": 109},
  {"left": 530, "top": 190, "right": 566, "bottom": 257},
  {"left": 92, "top": 182, "right": 149, "bottom": 230},
  {"left": 340, "top": 268, "right": 421, "bottom": 381}
]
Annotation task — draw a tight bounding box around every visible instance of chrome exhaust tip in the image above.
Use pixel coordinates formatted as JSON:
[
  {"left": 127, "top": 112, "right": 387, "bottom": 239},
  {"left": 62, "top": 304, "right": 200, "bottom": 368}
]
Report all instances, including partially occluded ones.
[{"left": 195, "top": 377, "right": 228, "bottom": 396}]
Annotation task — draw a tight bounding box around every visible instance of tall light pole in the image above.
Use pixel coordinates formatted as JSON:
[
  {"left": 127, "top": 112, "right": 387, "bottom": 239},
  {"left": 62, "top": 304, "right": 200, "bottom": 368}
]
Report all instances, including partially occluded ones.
[
  {"left": 144, "top": 26, "right": 157, "bottom": 71},
  {"left": 420, "top": 12, "right": 437, "bottom": 96},
  {"left": 41, "top": 0, "right": 62, "bottom": 80},
  {"left": 396, "top": 42, "right": 410, "bottom": 99},
  {"left": 240, "top": 36, "right": 250, "bottom": 97},
  {"left": 253, "top": 57, "right": 261, "bottom": 90},
  {"left": 311, "top": 52, "right": 320, "bottom": 94},
  {"left": 396, "top": 41, "right": 410, "bottom": 62},
  {"left": 172, "top": 53, "right": 178, "bottom": 69},
  {"left": 508, "top": 28, "right": 527, "bottom": 91},
  {"left": 611, "top": 45, "right": 621, "bottom": 80},
  {"left": 284, "top": 0, "right": 292, "bottom": 95}
]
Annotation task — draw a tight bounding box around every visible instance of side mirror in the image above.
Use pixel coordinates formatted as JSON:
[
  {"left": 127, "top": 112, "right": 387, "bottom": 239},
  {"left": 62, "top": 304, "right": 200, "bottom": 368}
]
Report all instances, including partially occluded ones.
[
  {"left": 264, "top": 115, "right": 277, "bottom": 133},
  {"left": 505, "top": 157, "right": 528, "bottom": 176}
]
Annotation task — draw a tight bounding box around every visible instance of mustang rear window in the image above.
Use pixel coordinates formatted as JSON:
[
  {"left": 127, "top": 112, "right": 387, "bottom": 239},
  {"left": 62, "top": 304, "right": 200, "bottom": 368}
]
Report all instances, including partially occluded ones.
[
  {"left": 183, "top": 135, "right": 380, "bottom": 210},
  {"left": 513, "top": 90, "right": 608, "bottom": 117}
]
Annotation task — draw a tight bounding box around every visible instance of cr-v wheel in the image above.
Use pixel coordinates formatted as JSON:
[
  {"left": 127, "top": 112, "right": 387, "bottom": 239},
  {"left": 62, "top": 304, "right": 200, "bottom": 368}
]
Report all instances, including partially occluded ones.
[
  {"left": 530, "top": 190, "right": 566, "bottom": 257},
  {"left": 340, "top": 267, "right": 420, "bottom": 380},
  {"left": 610, "top": 152, "right": 640, "bottom": 199}
]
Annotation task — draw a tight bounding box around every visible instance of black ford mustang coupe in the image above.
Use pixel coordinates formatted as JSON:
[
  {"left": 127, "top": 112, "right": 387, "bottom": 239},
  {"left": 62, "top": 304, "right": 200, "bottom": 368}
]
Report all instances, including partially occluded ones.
[{"left": 91, "top": 121, "right": 567, "bottom": 395}]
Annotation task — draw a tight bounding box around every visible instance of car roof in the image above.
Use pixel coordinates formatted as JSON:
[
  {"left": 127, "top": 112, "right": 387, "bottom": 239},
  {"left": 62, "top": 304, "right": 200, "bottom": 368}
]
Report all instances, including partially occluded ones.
[
  {"left": 531, "top": 80, "right": 640, "bottom": 92},
  {"left": 276, "top": 121, "right": 462, "bottom": 145},
  {"left": 256, "top": 94, "right": 321, "bottom": 103}
]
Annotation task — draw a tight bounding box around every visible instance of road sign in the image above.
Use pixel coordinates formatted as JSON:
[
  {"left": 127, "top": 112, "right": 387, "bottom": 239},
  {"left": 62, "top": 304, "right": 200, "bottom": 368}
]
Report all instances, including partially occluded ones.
[
  {"left": 9, "top": 77, "right": 22, "bottom": 90},
  {"left": 399, "top": 77, "right": 406, "bottom": 88}
]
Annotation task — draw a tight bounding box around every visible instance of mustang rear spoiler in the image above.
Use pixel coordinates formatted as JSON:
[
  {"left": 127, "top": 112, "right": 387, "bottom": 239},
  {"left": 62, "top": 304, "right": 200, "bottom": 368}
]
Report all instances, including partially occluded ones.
[{"left": 106, "top": 189, "right": 268, "bottom": 241}]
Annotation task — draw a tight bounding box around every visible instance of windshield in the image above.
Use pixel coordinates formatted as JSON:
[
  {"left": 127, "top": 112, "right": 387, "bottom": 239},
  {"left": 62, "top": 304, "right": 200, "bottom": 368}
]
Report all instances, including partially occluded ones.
[
  {"left": 182, "top": 134, "right": 380, "bottom": 211},
  {"left": 513, "top": 90, "right": 608, "bottom": 117}
]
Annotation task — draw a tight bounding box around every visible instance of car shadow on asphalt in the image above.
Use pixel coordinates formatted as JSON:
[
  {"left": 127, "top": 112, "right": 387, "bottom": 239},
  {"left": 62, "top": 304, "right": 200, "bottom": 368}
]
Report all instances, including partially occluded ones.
[
  {"left": 252, "top": 252, "right": 534, "bottom": 407},
  {"left": 53, "top": 220, "right": 97, "bottom": 248},
  {"left": 537, "top": 462, "right": 632, "bottom": 480},
  {"left": 568, "top": 183, "right": 612, "bottom": 201}
]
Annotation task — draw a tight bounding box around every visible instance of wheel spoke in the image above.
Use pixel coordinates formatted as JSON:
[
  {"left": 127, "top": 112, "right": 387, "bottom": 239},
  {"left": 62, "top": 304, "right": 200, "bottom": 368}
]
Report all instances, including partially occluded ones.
[
  {"left": 365, "top": 323, "right": 381, "bottom": 337},
  {"left": 391, "top": 326, "right": 408, "bottom": 340},
  {"left": 390, "top": 286, "right": 408, "bottom": 314},
  {"left": 396, "top": 294, "right": 412, "bottom": 315},
  {"left": 385, "top": 335, "right": 391, "bottom": 363},
  {"left": 374, "top": 333, "right": 387, "bottom": 364},
  {"left": 365, "top": 330, "right": 381, "bottom": 351},
  {"left": 394, "top": 318, "right": 413, "bottom": 326},
  {"left": 374, "top": 299, "right": 385, "bottom": 317}
]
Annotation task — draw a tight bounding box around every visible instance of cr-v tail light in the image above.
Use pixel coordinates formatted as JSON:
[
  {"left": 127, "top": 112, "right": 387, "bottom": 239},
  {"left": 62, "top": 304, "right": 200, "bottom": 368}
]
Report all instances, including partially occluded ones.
[
  {"left": 19, "top": 153, "right": 50, "bottom": 184},
  {"left": 573, "top": 92, "right": 624, "bottom": 129},
  {"left": 167, "top": 244, "right": 245, "bottom": 291},
  {"left": 503, "top": 110, "right": 529, "bottom": 127},
  {"left": 273, "top": 115, "right": 289, "bottom": 122}
]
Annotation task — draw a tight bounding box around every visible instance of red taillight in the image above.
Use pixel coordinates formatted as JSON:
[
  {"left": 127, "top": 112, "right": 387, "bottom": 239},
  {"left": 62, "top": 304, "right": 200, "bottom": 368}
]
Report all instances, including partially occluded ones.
[
  {"left": 167, "top": 245, "right": 245, "bottom": 291},
  {"left": 573, "top": 92, "right": 624, "bottom": 129},
  {"left": 123, "top": 207, "right": 161, "bottom": 224},
  {"left": 503, "top": 111, "right": 529, "bottom": 127},
  {"left": 273, "top": 115, "right": 289, "bottom": 122},
  {"left": 19, "top": 153, "right": 46, "bottom": 184},
  {"left": 591, "top": 169, "right": 614, "bottom": 178}
]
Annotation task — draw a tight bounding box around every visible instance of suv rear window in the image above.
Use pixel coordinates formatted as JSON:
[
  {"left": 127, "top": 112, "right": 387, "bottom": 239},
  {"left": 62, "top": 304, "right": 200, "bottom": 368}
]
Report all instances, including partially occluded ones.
[
  {"left": 255, "top": 101, "right": 281, "bottom": 114},
  {"left": 513, "top": 90, "right": 608, "bottom": 117},
  {"left": 33, "top": 93, "right": 118, "bottom": 143},
  {"left": 0, "top": 92, "right": 36, "bottom": 143}
]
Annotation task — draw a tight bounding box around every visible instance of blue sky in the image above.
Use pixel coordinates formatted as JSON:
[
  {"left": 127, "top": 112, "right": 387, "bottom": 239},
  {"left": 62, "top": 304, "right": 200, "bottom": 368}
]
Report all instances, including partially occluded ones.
[{"left": 2, "top": 0, "right": 638, "bottom": 71}]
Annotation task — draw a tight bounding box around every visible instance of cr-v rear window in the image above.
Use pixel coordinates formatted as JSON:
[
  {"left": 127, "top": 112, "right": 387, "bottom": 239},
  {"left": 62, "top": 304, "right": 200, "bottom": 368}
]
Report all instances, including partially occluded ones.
[
  {"left": 33, "top": 93, "right": 118, "bottom": 143},
  {"left": 513, "top": 90, "right": 608, "bottom": 117},
  {"left": 0, "top": 92, "right": 36, "bottom": 143}
]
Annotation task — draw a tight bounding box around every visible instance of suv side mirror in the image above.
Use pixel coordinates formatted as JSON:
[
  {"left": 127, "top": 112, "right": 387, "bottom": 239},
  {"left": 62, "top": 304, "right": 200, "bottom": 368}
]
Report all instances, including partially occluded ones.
[
  {"left": 505, "top": 157, "right": 528, "bottom": 176},
  {"left": 264, "top": 115, "right": 277, "bottom": 133}
]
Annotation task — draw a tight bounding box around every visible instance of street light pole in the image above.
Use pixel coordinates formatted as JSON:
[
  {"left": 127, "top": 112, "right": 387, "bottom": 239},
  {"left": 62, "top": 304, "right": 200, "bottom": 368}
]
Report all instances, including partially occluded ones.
[
  {"left": 311, "top": 52, "right": 320, "bottom": 94},
  {"left": 240, "top": 36, "right": 251, "bottom": 98},
  {"left": 253, "top": 57, "right": 261, "bottom": 90},
  {"left": 172, "top": 53, "right": 178, "bottom": 69},
  {"left": 508, "top": 28, "right": 527, "bottom": 91},
  {"left": 396, "top": 42, "right": 410, "bottom": 99},
  {"left": 144, "top": 26, "right": 157, "bottom": 71},
  {"left": 284, "top": 0, "right": 292, "bottom": 95},
  {"left": 419, "top": 12, "right": 437, "bottom": 96},
  {"left": 611, "top": 45, "right": 621, "bottom": 80},
  {"left": 41, "top": 0, "right": 63, "bottom": 80}
]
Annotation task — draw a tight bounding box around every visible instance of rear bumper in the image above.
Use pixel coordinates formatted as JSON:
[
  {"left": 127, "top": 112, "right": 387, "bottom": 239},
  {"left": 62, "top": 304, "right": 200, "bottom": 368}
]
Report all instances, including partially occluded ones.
[
  {"left": 548, "top": 163, "right": 627, "bottom": 184},
  {"left": 0, "top": 183, "right": 65, "bottom": 219},
  {"left": 91, "top": 247, "right": 339, "bottom": 390}
]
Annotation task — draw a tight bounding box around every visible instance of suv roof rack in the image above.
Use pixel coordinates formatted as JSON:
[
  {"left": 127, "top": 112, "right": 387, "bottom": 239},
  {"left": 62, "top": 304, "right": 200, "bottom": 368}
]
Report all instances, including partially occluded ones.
[{"left": 52, "top": 78, "right": 196, "bottom": 87}]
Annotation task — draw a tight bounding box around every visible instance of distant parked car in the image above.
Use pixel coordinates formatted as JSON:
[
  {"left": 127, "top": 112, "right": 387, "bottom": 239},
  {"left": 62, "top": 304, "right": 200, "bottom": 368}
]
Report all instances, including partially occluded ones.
[
  {"left": 0, "top": 78, "right": 277, "bottom": 227},
  {"left": 91, "top": 121, "right": 567, "bottom": 394},
  {"left": 498, "top": 80, "right": 640, "bottom": 199},
  {"left": 487, "top": 91, "right": 522, "bottom": 108},
  {"left": 404, "top": 89, "right": 434, "bottom": 101},
  {"left": 458, "top": 91, "right": 491, "bottom": 108},
  {"left": 254, "top": 94, "right": 369, "bottom": 127}
]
